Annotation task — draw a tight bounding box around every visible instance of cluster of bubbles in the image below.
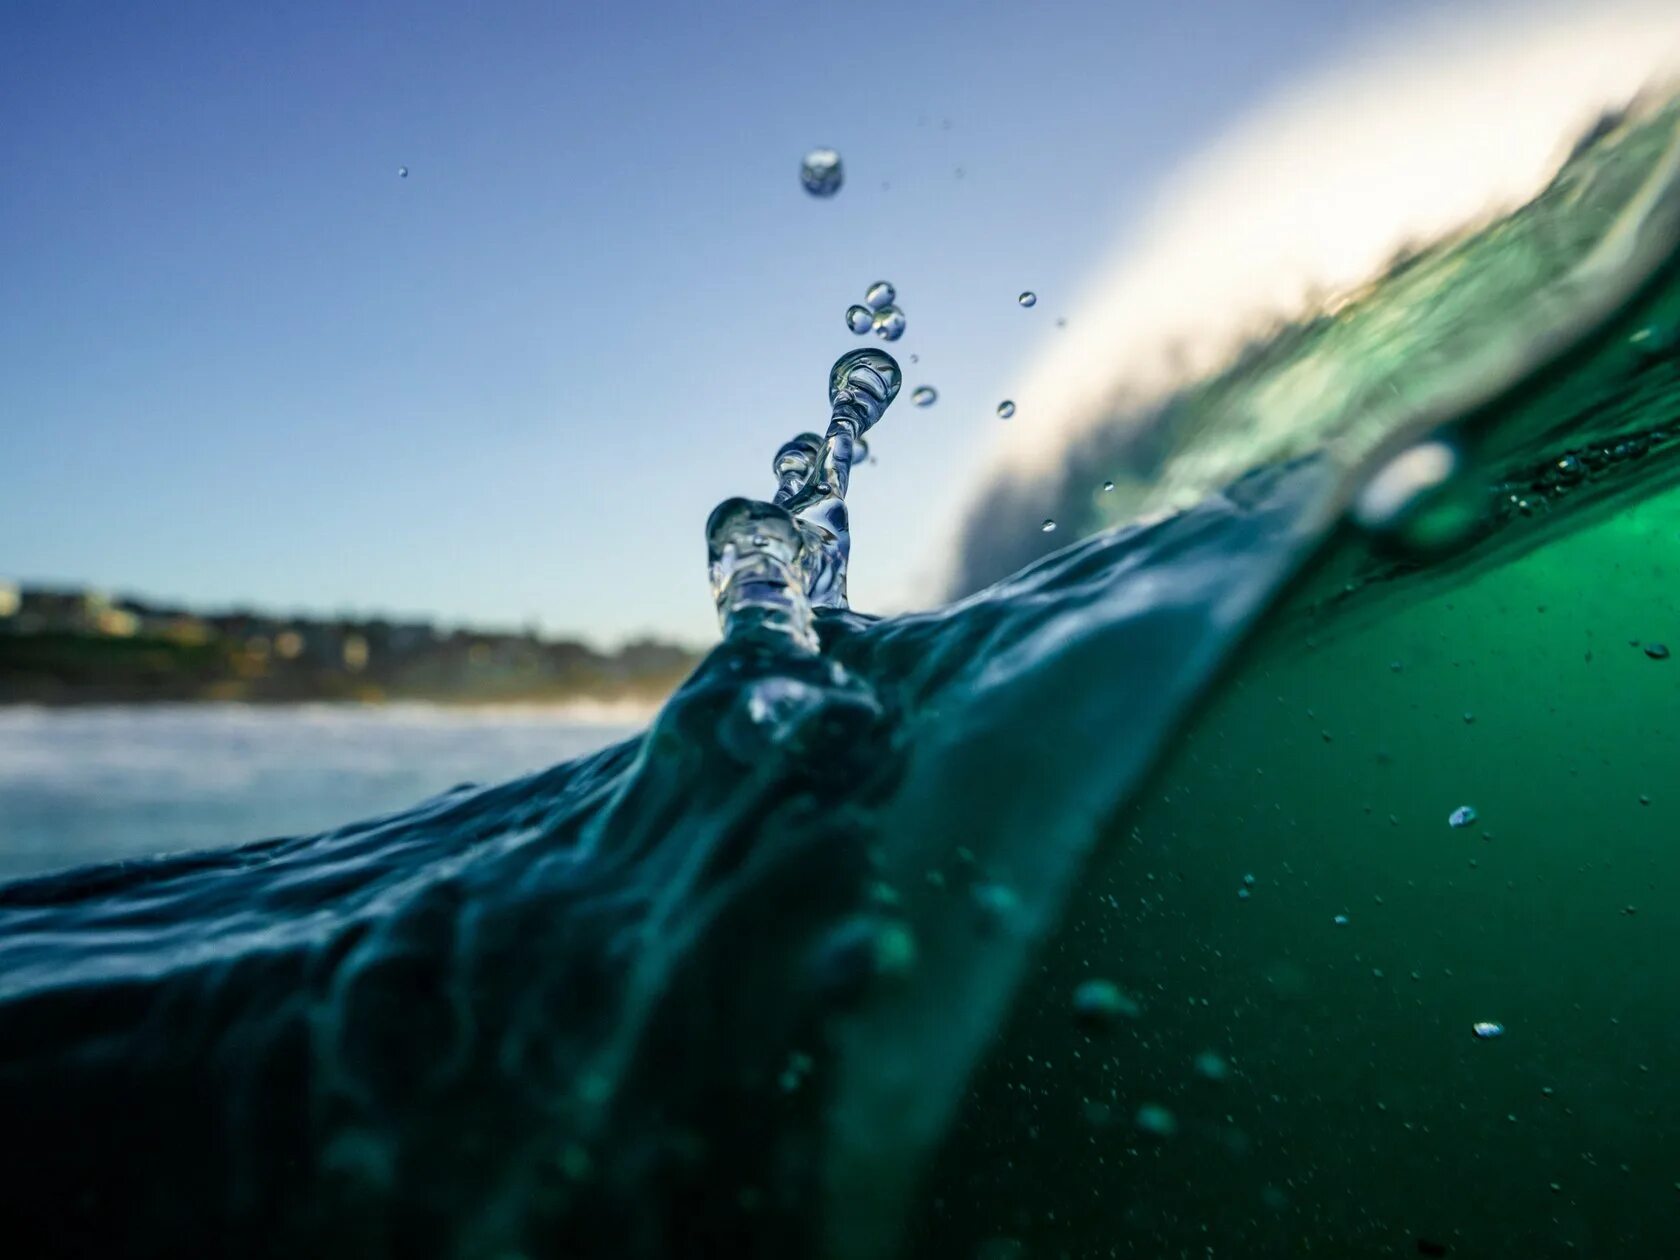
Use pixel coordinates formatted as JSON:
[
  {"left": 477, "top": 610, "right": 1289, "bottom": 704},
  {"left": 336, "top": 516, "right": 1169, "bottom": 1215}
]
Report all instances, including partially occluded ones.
[
  {"left": 800, "top": 147, "right": 843, "bottom": 198},
  {"left": 845, "top": 280, "right": 906, "bottom": 342}
]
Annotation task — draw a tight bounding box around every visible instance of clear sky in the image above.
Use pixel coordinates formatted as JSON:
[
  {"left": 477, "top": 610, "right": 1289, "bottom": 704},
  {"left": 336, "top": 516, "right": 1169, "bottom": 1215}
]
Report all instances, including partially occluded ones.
[{"left": 2, "top": 0, "right": 1443, "bottom": 646}]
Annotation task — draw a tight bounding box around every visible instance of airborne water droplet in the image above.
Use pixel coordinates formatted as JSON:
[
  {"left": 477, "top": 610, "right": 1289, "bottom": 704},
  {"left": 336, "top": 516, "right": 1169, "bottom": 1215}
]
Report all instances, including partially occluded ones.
[
  {"left": 912, "top": 386, "right": 937, "bottom": 407},
  {"left": 1040, "top": 519, "right": 1056, "bottom": 533},
  {"left": 872, "top": 306, "right": 906, "bottom": 341},
  {"left": 845, "top": 305, "right": 873, "bottom": 335},
  {"left": 800, "top": 147, "right": 843, "bottom": 197},
  {"left": 864, "top": 281, "right": 896, "bottom": 311},
  {"left": 996, "top": 400, "right": 1015, "bottom": 419},
  {"left": 1018, "top": 291, "right": 1037, "bottom": 307}
]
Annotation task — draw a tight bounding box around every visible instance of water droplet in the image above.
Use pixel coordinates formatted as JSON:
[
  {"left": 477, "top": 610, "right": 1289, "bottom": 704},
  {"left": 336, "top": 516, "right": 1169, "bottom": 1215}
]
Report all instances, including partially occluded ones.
[
  {"left": 1472, "top": 1020, "right": 1505, "bottom": 1040},
  {"left": 852, "top": 437, "right": 870, "bottom": 464},
  {"left": 398, "top": 166, "right": 409, "bottom": 178},
  {"left": 1040, "top": 519, "right": 1057, "bottom": 533},
  {"left": 1449, "top": 805, "right": 1477, "bottom": 829},
  {"left": 845, "top": 305, "right": 873, "bottom": 335},
  {"left": 1072, "top": 978, "right": 1140, "bottom": 1028},
  {"left": 1017, "top": 291, "right": 1037, "bottom": 308},
  {"left": 996, "top": 400, "right": 1015, "bottom": 419},
  {"left": 911, "top": 386, "right": 937, "bottom": 407},
  {"left": 1333, "top": 913, "right": 1349, "bottom": 927},
  {"left": 800, "top": 147, "right": 843, "bottom": 197},
  {"left": 1134, "top": 1103, "right": 1178, "bottom": 1138},
  {"left": 1102, "top": 480, "right": 1115, "bottom": 492},
  {"left": 871, "top": 306, "right": 906, "bottom": 341},
  {"left": 864, "top": 281, "right": 896, "bottom": 311}
]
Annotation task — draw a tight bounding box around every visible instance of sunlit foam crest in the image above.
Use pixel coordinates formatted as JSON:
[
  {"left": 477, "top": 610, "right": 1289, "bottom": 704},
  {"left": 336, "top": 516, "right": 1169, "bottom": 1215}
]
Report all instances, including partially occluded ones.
[{"left": 935, "top": 0, "right": 1680, "bottom": 587}]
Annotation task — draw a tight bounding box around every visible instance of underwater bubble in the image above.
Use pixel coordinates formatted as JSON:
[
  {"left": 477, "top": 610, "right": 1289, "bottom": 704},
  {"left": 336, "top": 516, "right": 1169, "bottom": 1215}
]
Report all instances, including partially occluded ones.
[
  {"left": 845, "top": 305, "right": 873, "bottom": 335},
  {"left": 1102, "top": 480, "right": 1115, "bottom": 492},
  {"left": 1353, "top": 439, "right": 1482, "bottom": 552},
  {"left": 1237, "top": 887, "right": 1251, "bottom": 900},
  {"left": 911, "top": 386, "right": 937, "bottom": 407},
  {"left": 970, "top": 881, "right": 1021, "bottom": 930},
  {"left": 1646, "top": 643, "right": 1671, "bottom": 660},
  {"left": 1134, "top": 1103, "right": 1178, "bottom": 1137},
  {"left": 1333, "top": 913, "right": 1349, "bottom": 927},
  {"left": 800, "top": 147, "right": 843, "bottom": 197},
  {"left": 1017, "top": 291, "right": 1037, "bottom": 307},
  {"left": 852, "top": 436, "right": 870, "bottom": 464},
  {"left": 1072, "top": 978, "right": 1140, "bottom": 1028},
  {"left": 996, "top": 400, "right": 1015, "bottom": 419},
  {"left": 1472, "top": 1020, "right": 1505, "bottom": 1040},
  {"left": 398, "top": 166, "right": 409, "bottom": 178},
  {"left": 1449, "top": 805, "right": 1478, "bottom": 828},
  {"left": 872, "top": 306, "right": 906, "bottom": 341},
  {"left": 864, "top": 281, "right": 896, "bottom": 311},
  {"left": 1040, "top": 519, "right": 1056, "bottom": 533},
  {"left": 1193, "top": 1050, "right": 1230, "bottom": 1082},
  {"left": 1243, "top": 873, "right": 1257, "bottom": 887}
]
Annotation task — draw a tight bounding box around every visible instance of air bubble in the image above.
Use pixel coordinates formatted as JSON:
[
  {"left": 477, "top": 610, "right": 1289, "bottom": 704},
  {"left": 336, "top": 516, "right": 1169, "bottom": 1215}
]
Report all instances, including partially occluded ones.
[
  {"left": 864, "top": 281, "right": 896, "bottom": 311},
  {"left": 912, "top": 386, "right": 937, "bottom": 407},
  {"left": 996, "top": 400, "right": 1015, "bottom": 419},
  {"left": 1040, "top": 519, "right": 1056, "bottom": 533},
  {"left": 1018, "top": 291, "right": 1037, "bottom": 307},
  {"left": 872, "top": 306, "right": 906, "bottom": 341},
  {"left": 846, "top": 305, "right": 873, "bottom": 335}
]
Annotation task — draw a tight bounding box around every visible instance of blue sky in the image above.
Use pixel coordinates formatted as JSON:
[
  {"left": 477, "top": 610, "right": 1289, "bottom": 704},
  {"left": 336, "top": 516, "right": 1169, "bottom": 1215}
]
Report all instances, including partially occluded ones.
[{"left": 2, "top": 0, "right": 1440, "bottom": 645}]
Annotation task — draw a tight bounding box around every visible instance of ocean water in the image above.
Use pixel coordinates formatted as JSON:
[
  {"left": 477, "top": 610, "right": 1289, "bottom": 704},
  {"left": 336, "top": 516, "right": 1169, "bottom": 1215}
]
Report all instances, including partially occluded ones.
[
  {"left": 2, "top": 95, "right": 1679, "bottom": 1260},
  {"left": 0, "top": 705, "right": 637, "bottom": 879}
]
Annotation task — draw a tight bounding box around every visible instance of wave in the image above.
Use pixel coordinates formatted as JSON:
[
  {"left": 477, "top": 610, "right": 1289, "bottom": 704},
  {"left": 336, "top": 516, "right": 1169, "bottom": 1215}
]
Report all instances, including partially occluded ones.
[{"left": 3, "top": 76, "right": 1680, "bottom": 1260}]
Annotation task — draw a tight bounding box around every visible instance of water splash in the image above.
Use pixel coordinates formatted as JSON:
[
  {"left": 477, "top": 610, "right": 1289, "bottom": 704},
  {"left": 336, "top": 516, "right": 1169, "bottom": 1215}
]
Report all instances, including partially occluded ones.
[{"left": 709, "top": 349, "right": 903, "bottom": 637}]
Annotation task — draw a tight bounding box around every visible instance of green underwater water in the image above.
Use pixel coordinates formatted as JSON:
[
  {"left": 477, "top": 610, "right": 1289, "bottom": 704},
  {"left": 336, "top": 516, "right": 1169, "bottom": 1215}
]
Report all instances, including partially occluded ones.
[{"left": 920, "top": 469, "right": 1680, "bottom": 1258}]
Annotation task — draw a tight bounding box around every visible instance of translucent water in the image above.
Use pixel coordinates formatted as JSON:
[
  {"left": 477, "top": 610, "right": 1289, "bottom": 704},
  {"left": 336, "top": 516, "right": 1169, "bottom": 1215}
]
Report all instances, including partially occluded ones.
[
  {"left": 864, "top": 281, "right": 896, "bottom": 311},
  {"left": 1017, "top": 291, "right": 1036, "bottom": 307},
  {"left": 911, "top": 386, "right": 937, "bottom": 407},
  {"left": 996, "top": 400, "right": 1015, "bottom": 419},
  {"left": 845, "top": 304, "right": 873, "bottom": 334},
  {"left": 801, "top": 147, "right": 843, "bottom": 197}
]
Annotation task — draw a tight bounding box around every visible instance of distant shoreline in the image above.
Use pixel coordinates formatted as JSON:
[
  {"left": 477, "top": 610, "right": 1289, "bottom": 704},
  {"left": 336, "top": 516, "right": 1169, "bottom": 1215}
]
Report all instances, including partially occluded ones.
[{"left": 0, "top": 695, "right": 664, "bottom": 722}]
